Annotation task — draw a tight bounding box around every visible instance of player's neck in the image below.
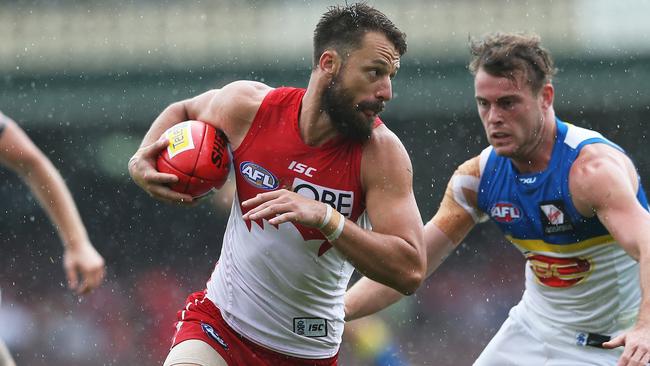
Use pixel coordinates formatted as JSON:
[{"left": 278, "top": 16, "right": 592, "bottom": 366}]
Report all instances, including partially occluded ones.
[
  {"left": 511, "top": 110, "right": 557, "bottom": 174},
  {"left": 299, "top": 77, "right": 339, "bottom": 147}
]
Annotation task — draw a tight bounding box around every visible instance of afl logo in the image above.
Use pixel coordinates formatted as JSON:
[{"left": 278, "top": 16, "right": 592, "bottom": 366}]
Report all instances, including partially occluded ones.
[
  {"left": 490, "top": 202, "right": 522, "bottom": 223},
  {"left": 240, "top": 161, "right": 279, "bottom": 190}
]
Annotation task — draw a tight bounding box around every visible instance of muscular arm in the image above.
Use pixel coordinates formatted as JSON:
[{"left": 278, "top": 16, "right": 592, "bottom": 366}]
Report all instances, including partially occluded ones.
[
  {"left": 0, "top": 115, "right": 104, "bottom": 294},
  {"left": 569, "top": 144, "right": 650, "bottom": 365},
  {"left": 344, "top": 156, "right": 480, "bottom": 320},
  {"left": 570, "top": 144, "right": 650, "bottom": 364},
  {"left": 128, "top": 81, "right": 272, "bottom": 203},
  {"left": 241, "top": 125, "right": 427, "bottom": 294},
  {"left": 330, "top": 126, "right": 426, "bottom": 295},
  {"left": 139, "top": 80, "right": 271, "bottom": 150}
]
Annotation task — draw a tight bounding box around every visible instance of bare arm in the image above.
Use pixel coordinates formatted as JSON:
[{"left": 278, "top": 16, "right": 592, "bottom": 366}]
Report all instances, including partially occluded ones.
[
  {"left": 330, "top": 126, "right": 426, "bottom": 294},
  {"left": 344, "top": 221, "right": 456, "bottom": 320},
  {"left": 344, "top": 156, "right": 481, "bottom": 320},
  {"left": 570, "top": 144, "right": 650, "bottom": 365},
  {"left": 0, "top": 115, "right": 105, "bottom": 294},
  {"left": 242, "top": 126, "right": 426, "bottom": 294},
  {"left": 128, "top": 80, "right": 272, "bottom": 204}
]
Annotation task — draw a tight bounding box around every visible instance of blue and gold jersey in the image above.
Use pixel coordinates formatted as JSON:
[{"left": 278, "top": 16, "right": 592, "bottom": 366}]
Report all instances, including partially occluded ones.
[{"left": 477, "top": 119, "right": 647, "bottom": 333}]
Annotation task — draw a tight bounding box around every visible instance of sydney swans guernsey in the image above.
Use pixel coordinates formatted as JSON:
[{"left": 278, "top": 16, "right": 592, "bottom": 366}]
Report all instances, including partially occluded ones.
[{"left": 207, "top": 87, "right": 378, "bottom": 358}]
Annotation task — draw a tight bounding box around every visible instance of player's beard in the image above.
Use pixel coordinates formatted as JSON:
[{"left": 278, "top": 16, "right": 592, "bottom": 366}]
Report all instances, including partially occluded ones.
[{"left": 321, "top": 74, "right": 382, "bottom": 143}]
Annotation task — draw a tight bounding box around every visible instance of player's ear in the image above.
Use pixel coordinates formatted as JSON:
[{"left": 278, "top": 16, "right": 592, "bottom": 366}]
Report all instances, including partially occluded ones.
[
  {"left": 318, "top": 49, "right": 342, "bottom": 78},
  {"left": 540, "top": 83, "right": 554, "bottom": 110}
]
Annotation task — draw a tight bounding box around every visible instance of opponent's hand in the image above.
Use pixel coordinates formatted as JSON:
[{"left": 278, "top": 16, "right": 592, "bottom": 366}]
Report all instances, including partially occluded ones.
[
  {"left": 241, "top": 189, "right": 327, "bottom": 227},
  {"left": 63, "top": 242, "right": 105, "bottom": 295},
  {"left": 128, "top": 138, "right": 194, "bottom": 204},
  {"left": 603, "top": 323, "right": 650, "bottom": 366}
]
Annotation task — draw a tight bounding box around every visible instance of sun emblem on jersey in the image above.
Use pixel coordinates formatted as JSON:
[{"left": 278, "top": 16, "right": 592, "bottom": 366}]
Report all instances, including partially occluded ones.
[{"left": 526, "top": 254, "right": 593, "bottom": 288}]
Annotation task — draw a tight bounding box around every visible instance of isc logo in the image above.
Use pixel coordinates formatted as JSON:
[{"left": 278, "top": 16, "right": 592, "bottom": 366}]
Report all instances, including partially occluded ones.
[
  {"left": 292, "top": 178, "right": 353, "bottom": 217},
  {"left": 288, "top": 160, "right": 317, "bottom": 177},
  {"left": 293, "top": 318, "right": 327, "bottom": 337},
  {"left": 240, "top": 161, "right": 279, "bottom": 190},
  {"left": 490, "top": 202, "right": 522, "bottom": 223}
]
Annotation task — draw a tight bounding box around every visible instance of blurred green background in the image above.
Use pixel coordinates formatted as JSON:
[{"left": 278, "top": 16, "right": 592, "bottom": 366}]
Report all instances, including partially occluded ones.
[{"left": 1, "top": 1, "right": 649, "bottom": 365}]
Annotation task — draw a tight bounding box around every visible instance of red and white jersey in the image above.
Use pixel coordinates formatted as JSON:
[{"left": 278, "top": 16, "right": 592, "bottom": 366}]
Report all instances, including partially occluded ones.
[{"left": 206, "top": 87, "right": 375, "bottom": 358}]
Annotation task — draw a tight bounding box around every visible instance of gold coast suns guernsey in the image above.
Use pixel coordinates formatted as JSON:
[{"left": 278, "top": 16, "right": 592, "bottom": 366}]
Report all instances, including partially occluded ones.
[
  {"left": 206, "top": 87, "right": 373, "bottom": 358},
  {"left": 476, "top": 119, "right": 647, "bottom": 334}
]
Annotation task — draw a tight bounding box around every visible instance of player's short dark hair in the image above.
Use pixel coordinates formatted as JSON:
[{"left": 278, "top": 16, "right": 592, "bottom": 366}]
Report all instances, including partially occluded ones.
[
  {"left": 469, "top": 32, "right": 557, "bottom": 94},
  {"left": 313, "top": 3, "right": 407, "bottom": 67}
]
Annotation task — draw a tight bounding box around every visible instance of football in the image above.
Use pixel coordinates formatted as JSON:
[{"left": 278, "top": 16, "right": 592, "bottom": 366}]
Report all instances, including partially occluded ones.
[{"left": 156, "top": 120, "right": 230, "bottom": 198}]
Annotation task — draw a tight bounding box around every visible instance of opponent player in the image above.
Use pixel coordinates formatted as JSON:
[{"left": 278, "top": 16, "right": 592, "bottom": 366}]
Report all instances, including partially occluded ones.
[
  {"left": 128, "top": 4, "right": 425, "bottom": 365},
  {"left": 345, "top": 33, "right": 650, "bottom": 366},
  {"left": 0, "top": 112, "right": 105, "bottom": 365}
]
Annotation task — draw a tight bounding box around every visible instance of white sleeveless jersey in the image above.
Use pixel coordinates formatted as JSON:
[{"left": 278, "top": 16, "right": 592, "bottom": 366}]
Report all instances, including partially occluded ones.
[
  {"left": 207, "top": 197, "right": 356, "bottom": 358},
  {"left": 462, "top": 119, "right": 645, "bottom": 333},
  {"left": 206, "top": 87, "right": 373, "bottom": 358}
]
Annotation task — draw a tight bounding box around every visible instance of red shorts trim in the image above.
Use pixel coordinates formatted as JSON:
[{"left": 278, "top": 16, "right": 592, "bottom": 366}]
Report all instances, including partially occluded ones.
[{"left": 170, "top": 290, "right": 338, "bottom": 366}]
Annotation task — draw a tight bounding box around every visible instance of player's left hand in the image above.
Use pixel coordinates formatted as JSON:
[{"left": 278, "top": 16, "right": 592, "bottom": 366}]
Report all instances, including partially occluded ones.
[
  {"left": 128, "top": 138, "right": 194, "bottom": 205},
  {"left": 242, "top": 189, "right": 327, "bottom": 227},
  {"left": 603, "top": 323, "right": 650, "bottom": 366},
  {"left": 63, "top": 242, "right": 106, "bottom": 295}
]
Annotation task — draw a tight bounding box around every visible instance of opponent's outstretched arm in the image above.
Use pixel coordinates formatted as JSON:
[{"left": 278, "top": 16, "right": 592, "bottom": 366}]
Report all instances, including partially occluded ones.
[
  {"left": 0, "top": 114, "right": 105, "bottom": 294},
  {"left": 344, "top": 221, "right": 457, "bottom": 320},
  {"left": 344, "top": 156, "right": 481, "bottom": 320}
]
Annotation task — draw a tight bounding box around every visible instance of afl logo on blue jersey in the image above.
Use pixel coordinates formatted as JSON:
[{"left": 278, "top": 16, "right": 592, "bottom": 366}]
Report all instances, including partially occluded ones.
[
  {"left": 240, "top": 161, "right": 279, "bottom": 190},
  {"left": 490, "top": 202, "right": 522, "bottom": 223}
]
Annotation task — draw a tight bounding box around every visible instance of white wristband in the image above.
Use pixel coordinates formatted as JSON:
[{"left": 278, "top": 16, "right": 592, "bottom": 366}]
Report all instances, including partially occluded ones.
[
  {"left": 325, "top": 212, "right": 345, "bottom": 242},
  {"left": 319, "top": 204, "right": 333, "bottom": 229}
]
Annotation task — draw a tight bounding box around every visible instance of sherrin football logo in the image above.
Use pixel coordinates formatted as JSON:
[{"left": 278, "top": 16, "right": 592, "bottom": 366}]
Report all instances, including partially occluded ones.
[
  {"left": 165, "top": 121, "right": 195, "bottom": 158},
  {"left": 240, "top": 161, "right": 279, "bottom": 190}
]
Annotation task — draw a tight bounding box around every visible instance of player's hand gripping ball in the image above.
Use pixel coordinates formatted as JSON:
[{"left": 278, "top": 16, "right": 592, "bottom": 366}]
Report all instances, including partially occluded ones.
[{"left": 156, "top": 120, "right": 230, "bottom": 198}]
